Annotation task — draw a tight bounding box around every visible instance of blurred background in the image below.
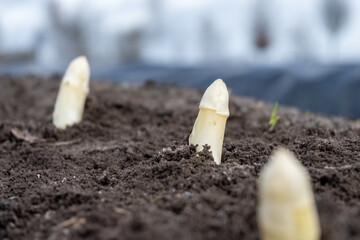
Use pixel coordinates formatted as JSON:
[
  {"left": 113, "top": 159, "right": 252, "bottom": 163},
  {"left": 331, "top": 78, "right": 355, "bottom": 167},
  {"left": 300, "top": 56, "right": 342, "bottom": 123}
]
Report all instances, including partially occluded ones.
[{"left": 0, "top": 0, "right": 359, "bottom": 117}]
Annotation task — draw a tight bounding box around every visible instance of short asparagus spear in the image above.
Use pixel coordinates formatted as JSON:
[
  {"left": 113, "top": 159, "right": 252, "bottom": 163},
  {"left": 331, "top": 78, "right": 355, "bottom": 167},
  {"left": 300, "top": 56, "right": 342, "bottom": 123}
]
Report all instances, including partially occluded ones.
[
  {"left": 52, "top": 56, "right": 90, "bottom": 129},
  {"left": 258, "top": 148, "right": 321, "bottom": 240},
  {"left": 189, "top": 79, "right": 229, "bottom": 164}
]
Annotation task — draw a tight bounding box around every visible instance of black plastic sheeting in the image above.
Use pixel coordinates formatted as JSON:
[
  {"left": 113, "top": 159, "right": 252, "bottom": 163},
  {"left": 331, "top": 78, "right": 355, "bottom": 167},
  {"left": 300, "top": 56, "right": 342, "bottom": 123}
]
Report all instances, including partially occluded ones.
[
  {"left": 92, "top": 64, "right": 360, "bottom": 118},
  {"left": 1, "top": 63, "right": 359, "bottom": 118}
]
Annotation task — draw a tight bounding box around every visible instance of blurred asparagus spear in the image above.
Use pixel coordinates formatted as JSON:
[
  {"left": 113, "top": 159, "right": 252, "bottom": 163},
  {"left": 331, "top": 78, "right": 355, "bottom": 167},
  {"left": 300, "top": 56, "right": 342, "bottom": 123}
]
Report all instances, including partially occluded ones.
[
  {"left": 52, "top": 56, "right": 90, "bottom": 129},
  {"left": 189, "top": 79, "right": 229, "bottom": 164},
  {"left": 258, "top": 148, "right": 320, "bottom": 240}
]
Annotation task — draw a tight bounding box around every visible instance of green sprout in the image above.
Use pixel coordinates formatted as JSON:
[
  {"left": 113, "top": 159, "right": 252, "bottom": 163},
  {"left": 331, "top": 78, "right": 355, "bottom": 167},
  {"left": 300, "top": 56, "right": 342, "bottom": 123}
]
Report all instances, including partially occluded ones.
[{"left": 269, "top": 102, "right": 280, "bottom": 132}]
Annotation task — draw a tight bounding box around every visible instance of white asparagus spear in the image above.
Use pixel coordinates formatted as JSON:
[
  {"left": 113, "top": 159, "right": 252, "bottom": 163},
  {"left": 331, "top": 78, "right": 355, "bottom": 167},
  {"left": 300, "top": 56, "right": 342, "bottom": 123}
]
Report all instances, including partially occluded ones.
[
  {"left": 52, "top": 56, "right": 90, "bottom": 129},
  {"left": 189, "top": 79, "right": 229, "bottom": 164},
  {"left": 258, "top": 148, "right": 321, "bottom": 240}
]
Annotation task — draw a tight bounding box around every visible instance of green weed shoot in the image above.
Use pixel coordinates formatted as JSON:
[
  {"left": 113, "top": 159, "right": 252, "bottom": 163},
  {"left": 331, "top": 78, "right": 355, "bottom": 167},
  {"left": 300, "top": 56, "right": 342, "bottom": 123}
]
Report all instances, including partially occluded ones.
[{"left": 269, "top": 102, "right": 280, "bottom": 132}]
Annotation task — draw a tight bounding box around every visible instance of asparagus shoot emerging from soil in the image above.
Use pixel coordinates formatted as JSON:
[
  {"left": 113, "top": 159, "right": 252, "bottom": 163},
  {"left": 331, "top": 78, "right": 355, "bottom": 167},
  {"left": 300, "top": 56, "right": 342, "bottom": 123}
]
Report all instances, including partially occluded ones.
[
  {"left": 189, "top": 79, "right": 229, "bottom": 164},
  {"left": 269, "top": 102, "right": 280, "bottom": 131},
  {"left": 258, "top": 148, "right": 320, "bottom": 240},
  {"left": 52, "top": 56, "right": 90, "bottom": 129}
]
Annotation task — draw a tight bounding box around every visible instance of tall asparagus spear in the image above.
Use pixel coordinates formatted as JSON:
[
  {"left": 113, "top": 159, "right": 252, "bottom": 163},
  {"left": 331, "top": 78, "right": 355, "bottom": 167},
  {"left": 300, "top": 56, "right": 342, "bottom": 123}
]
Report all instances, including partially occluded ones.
[
  {"left": 258, "top": 148, "right": 321, "bottom": 240},
  {"left": 189, "top": 79, "right": 229, "bottom": 164},
  {"left": 53, "top": 56, "right": 90, "bottom": 129}
]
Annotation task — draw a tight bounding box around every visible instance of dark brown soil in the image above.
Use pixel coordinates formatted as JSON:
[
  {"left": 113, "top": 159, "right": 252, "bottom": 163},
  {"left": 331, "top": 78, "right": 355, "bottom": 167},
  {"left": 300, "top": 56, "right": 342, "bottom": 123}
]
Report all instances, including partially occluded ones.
[{"left": 0, "top": 75, "right": 360, "bottom": 240}]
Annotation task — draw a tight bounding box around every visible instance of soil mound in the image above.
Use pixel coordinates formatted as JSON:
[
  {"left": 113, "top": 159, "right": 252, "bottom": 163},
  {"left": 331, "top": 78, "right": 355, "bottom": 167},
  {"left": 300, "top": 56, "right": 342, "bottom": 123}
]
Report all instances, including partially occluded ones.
[{"left": 0, "top": 75, "right": 359, "bottom": 240}]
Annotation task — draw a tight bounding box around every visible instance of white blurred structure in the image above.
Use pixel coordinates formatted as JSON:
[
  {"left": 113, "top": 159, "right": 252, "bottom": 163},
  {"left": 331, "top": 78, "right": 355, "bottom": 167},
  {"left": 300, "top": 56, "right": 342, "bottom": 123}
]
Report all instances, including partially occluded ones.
[{"left": 0, "top": 0, "right": 359, "bottom": 67}]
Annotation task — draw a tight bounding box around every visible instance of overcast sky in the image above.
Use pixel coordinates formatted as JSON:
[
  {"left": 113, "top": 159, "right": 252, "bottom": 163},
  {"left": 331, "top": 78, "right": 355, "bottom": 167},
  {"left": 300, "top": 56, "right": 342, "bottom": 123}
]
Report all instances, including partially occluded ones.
[{"left": 0, "top": 0, "right": 359, "bottom": 67}]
